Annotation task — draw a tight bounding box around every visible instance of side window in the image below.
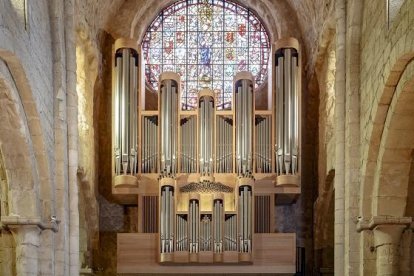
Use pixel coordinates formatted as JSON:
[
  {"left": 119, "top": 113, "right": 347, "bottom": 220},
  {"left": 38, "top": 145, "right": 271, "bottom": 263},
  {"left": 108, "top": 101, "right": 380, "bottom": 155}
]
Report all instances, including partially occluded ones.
[
  {"left": 386, "top": 0, "right": 405, "bottom": 27},
  {"left": 10, "top": 0, "right": 28, "bottom": 30}
]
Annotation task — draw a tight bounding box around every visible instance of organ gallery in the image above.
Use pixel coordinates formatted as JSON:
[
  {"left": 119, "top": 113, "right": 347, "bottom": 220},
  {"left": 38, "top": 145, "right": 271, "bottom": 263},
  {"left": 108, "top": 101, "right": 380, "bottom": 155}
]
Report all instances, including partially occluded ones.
[{"left": 111, "top": 37, "right": 301, "bottom": 274}]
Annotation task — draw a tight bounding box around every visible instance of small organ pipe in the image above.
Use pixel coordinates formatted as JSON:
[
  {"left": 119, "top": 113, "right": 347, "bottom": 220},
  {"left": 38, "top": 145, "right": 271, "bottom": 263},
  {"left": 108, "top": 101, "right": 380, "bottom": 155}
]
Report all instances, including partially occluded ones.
[
  {"left": 284, "top": 49, "right": 292, "bottom": 174},
  {"left": 114, "top": 57, "right": 121, "bottom": 175},
  {"left": 196, "top": 202, "right": 199, "bottom": 252},
  {"left": 213, "top": 199, "right": 223, "bottom": 253},
  {"left": 166, "top": 186, "right": 170, "bottom": 251},
  {"left": 276, "top": 55, "right": 284, "bottom": 175},
  {"left": 141, "top": 116, "right": 158, "bottom": 173},
  {"left": 121, "top": 49, "right": 129, "bottom": 173},
  {"left": 189, "top": 199, "right": 200, "bottom": 253},
  {"left": 238, "top": 185, "right": 252, "bottom": 253},
  {"left": 160, "top": 185, "right": 174, "bottom": 254},
  {"left": 292, "top": 54, "right": 299, "bottom": 174}
]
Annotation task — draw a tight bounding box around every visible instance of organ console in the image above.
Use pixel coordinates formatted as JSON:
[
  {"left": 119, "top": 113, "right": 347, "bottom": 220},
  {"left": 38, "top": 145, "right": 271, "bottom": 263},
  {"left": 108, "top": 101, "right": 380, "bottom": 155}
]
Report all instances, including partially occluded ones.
[{"left": 113, "top": 37, "right": 301, "bottom": 274}]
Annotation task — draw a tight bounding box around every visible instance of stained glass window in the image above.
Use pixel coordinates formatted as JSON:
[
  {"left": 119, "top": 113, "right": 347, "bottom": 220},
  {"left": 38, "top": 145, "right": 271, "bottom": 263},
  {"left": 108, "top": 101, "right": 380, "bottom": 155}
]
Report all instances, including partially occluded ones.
[{"left": 142, "top": 0, "right": 270, "bottom": 110}]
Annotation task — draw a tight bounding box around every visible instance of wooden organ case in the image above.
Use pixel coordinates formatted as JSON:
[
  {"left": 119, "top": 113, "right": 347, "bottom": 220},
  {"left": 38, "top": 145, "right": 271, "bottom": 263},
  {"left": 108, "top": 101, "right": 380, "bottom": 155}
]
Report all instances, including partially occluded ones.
[{"left": 112, "top": 37, "right": 301, "bottom": 274}]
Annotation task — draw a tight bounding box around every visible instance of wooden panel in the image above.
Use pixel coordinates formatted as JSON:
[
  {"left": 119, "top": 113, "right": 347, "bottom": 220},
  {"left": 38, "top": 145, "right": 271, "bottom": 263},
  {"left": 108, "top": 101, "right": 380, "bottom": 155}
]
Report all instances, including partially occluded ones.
[
  {"left": 254, "top": 195, "right": 271, "bottom": 233},
  {"left": 117, "top": 233, "right": 296, "bottom": 274},
  {"left": 253, "top": 233, "right": 296, "bottom": 266},
  {"left": 142, "top": 195, "right": 158, "bottom": 233},
  {"left": 117, "top": 233, "right": 158, "bottom": 271}
]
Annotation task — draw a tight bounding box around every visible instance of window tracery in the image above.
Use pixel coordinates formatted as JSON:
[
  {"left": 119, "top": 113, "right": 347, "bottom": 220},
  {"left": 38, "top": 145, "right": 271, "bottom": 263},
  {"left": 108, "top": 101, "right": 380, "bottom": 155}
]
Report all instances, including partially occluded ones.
[{"left": 142, "top": 0, "right": 270, "bottom": 109}]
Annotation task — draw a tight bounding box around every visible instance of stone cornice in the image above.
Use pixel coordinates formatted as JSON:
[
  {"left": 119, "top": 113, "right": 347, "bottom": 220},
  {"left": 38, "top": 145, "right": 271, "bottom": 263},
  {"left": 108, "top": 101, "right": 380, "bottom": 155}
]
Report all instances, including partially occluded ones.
[{"left": 0, "top": 215, "right": 59, "bottom": 232}]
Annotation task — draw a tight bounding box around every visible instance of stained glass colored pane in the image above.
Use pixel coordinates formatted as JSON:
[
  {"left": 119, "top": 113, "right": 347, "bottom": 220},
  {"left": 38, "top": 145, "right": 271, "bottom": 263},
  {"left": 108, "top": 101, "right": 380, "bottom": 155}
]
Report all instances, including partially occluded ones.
[{"left": 142, "top": 0, "right": 270, "bottom": 110}]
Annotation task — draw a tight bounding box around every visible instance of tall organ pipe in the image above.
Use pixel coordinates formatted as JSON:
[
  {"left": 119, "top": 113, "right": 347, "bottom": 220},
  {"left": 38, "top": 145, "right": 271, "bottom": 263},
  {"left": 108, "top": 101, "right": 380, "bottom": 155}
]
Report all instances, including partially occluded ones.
[
  {"left": 234, "top": 72, "right": 255, "bottom": 176},
  {"left": 113, "top": 39, "right": 139, "bottom": 184},
  {"left": 159, "top": 73, "right": 180, "bottom": 176},
  {"left": 274, "top": 38, "right": 300, "bottom": 179},
  {"left": 198, "top": 90, "right": 215, "bottom": 176}
]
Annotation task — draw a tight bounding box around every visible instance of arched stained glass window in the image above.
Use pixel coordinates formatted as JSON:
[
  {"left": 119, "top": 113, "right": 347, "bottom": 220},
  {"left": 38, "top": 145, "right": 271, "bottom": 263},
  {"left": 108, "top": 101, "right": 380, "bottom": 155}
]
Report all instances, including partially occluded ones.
[{"left": 142, "top": 0, "right": 270, "bottom": 110}]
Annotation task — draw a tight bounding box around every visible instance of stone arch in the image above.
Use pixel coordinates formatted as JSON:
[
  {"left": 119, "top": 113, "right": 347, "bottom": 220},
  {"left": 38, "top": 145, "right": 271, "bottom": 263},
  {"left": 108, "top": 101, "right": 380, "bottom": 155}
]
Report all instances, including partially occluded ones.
[
  {"left": 360, "top": 52, "right": 414, "bottom": 217},
  {"left": 0, "top": 50, "right": 53, "bottom": 220},
  {"left": 372, "top": 58, "right": 414, "bottom": 216},
  {"left": 0, "top": 67, "right": 39, "bottom": 217}
]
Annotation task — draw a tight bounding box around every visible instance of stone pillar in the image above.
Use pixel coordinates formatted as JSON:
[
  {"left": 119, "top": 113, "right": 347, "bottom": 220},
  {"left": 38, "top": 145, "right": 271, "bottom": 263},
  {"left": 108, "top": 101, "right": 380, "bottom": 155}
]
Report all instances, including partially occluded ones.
[
  {"left": 334, "top": 0, "right": 346, "bottom": 274},
  {"left": 399, "top": 229, "right": 412, "bottom": 276},
  {"left": 10, "top": 225, "right": 41, "bottom": 275},
  {"left": 0, "top": 229, "right": 16, "bottom": 275},
  {"left": 373, "top": 224, "right": 406, "bottom": 276}
]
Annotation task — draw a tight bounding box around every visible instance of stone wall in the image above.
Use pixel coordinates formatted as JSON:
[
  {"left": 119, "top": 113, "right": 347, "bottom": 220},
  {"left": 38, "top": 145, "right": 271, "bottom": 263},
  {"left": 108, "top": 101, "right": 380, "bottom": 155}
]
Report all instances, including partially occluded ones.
[{"left": 0, "top": 0, "right": 81, "bottom": 274}]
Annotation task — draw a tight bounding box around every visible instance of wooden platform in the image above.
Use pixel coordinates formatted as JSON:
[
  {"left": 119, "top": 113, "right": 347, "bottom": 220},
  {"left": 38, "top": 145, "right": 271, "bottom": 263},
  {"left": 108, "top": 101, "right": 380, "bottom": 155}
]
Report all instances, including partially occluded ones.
[{"left": 117, "top": 233, "right": 296, "bottom": 274}]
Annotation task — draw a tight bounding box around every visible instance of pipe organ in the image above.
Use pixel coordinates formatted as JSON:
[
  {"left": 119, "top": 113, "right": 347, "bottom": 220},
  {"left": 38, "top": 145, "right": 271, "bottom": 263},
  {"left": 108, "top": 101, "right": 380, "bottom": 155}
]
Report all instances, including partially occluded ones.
[{"left": 113, "top": 37, "right": 301, "bottom": 274}]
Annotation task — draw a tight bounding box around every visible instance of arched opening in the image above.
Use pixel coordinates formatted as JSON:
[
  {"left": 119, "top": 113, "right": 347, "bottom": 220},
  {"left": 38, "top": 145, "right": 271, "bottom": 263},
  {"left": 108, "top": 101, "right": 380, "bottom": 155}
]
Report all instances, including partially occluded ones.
[
  {"left": 372, "top": 59, "right": 414, "bottom": 217},
  {"left": 0, "top": 71, "right": 39, "bottom": 217},
  {"left": 0, "top": 66, "right": 41, "bottom": 274},
  {"left": 368, "top": 58, "right": 414, "bottom": 274}
]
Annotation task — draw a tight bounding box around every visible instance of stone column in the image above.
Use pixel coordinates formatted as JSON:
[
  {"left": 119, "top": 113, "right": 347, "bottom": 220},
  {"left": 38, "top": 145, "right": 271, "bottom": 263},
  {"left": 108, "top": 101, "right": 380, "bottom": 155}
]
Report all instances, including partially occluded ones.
[
  {"left": 399, "top": 228, "right": 412, "bottom": 276},
  {"left": 0, "top": 229, "right": 16, "bottom": 275},
  {"left": 334, "top": 0, "right": 346, "bottom": 274},
  {"left": 10, "top": 225, "right": 41, "bottom": 275},
  {"left": 373, "top": 224, "right": 406, "bottom": 276}
]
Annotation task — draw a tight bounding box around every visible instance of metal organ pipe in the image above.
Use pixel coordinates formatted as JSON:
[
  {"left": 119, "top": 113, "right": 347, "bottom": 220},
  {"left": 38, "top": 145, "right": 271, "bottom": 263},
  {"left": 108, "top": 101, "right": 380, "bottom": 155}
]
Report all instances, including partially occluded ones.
[
  {"left": 158, "top": 73, "right": 180, "bottom": 260},
  {"left": 189, "top": 198, "right": 200, "bottom": 254},
  {"left": 198, "top": 90, "right": 215, "bottom": 176},
  {"left": 234, "top": 72, "right": 254, "bottom": 176},
  {"left": 213, "top": 198, "right": 224, "bottom": 254},
  {"left": 159, "top": 73, "right": 180, "bottom": 176},
  {"left": 238, "top": 185, "right": 252, "bottom": 254},
  {"left": 113, "top": 40, "right": 139, "bottom": 183},
  {"left": 274, "top": 40, "right": 300, "bottom": 178},
  {"left": 160, "top": 185, "right": 174, "bottom": 254}
]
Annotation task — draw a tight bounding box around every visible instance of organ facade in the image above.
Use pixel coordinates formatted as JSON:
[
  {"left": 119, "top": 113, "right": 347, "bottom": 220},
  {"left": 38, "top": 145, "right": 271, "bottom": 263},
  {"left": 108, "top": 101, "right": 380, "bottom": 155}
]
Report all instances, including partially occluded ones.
[{"left": 112, "top": 37, "right": 301, "bottom": 274}]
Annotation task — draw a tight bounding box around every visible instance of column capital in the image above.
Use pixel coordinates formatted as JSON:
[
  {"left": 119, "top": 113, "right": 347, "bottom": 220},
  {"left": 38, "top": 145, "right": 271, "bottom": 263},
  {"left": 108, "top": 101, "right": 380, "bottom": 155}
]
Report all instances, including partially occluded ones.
[
  {"left": 373, "top": 224, "right": 407, "bottom": 247},
  {"left": 357, "top": 215, "right": 412, "bottom": 232},
  {"left": 369, "top": 217, "right": 412, "bottom": 276}
]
